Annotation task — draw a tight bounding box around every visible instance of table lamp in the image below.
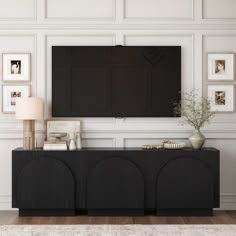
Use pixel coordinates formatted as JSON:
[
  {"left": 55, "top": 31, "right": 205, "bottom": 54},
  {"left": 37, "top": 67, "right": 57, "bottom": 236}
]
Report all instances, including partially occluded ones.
[{"left": 15, "top": 97, "right": 44, "bottom": 150}]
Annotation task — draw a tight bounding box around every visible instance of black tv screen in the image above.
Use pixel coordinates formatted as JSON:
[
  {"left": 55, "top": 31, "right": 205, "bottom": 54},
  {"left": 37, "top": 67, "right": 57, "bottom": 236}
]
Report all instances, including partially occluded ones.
[{"left": 52, "top": 46, "right": 181, "bottom": 117}]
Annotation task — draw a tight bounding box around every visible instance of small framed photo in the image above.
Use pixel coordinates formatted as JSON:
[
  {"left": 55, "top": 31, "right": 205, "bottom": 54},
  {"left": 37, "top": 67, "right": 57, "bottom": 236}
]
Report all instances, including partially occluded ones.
[
  {"left": 2, "top": 85, "right": 30, "bottom": 113},
  {"left": 208, "top": 85, "right": 234, "bottom": 112},
  {"left": 208, "top": 53, "right": 234, "bottom": 81},
  {"left": 2, "top": 53, "right": 30, "bottom": 82}
]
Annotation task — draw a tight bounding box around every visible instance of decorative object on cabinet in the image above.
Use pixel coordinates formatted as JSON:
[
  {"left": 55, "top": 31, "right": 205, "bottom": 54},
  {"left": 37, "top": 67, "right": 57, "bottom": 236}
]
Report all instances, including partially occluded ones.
[
  {"left": 49, "top": 132, "right": 67, "bottom": 141},
  {"left": 163, "top": 142, "right": 186, "bottom": 149},
  {"left": 47, "top": 120, "right": 81, "bottom": 141},
  {"left": 173, "top": 90, "right": 215, "bottom": 150},
  {"left": 142, "top": 144, "right": 162, "bottom": 150},
  {"left": 2, "top": 53, "right": 30, "bottom": 82},
  {"left": 15, "top": 97, "right": 44, "bottom": 150},
  {"left": 43, "top": 141, "right": 67, "bottom": 151},
  {"left": 188, "top": 130, "right": 206, "bottom": 150},
  {"left": 207, "top": 85, "right": 235, "bottom": 112},
  {"left": 43, "top": 132, "right": 68, "bottom": 150},
  {"left": 161, "top": 139, "right": 186, "bottom": 149},
  {"left": 75, "top": 126, "right": 82, "bottom": 150},
  {"left": 68, "top": 132, "right": 76, "bottom": 151},
  {"left": 142, "top": 140, "right": 186, "bottom": 150},
  {"left": 208, "top": 53, "right": 234, "bottom": 81},
  {"left": 2, "top": 85, "right": 30, "bottom": 113}
]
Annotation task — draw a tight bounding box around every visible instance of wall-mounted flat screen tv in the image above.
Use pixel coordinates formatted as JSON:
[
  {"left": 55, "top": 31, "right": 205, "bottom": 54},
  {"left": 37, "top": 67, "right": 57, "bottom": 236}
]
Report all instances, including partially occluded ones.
[{"left": 52, "top": 46, "right": 181, "bottom": 117}]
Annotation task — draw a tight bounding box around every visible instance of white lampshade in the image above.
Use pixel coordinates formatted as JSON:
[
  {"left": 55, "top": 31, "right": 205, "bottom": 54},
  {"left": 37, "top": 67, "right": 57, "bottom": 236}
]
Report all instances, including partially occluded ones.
[{"left": 15, "top": 97, "right": 44, "bottom": 120}]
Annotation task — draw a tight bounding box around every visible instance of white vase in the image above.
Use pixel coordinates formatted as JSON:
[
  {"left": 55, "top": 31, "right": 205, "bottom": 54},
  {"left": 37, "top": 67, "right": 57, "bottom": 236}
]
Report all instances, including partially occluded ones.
[
  {"left": 69, "top": 139, "right": 76, "bottom": 150},
  {"left": 189, "top": 129, "right": 205, "bottom": 150}
]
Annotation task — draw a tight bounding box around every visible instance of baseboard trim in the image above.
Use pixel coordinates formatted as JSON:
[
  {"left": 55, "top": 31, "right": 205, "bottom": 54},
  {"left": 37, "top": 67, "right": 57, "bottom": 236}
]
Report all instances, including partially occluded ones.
[{"left": 217, "top": 194, "right": 236, "bottom": 210}]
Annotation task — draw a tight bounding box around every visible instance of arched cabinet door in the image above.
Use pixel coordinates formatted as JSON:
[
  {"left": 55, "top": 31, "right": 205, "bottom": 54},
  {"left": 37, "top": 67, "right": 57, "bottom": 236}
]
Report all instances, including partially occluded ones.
[
  {"left": 17, "top": 157, "right": 75, "bottom": 209},
  {"left": 87, "top": 157, "right": 144, "bottom": 213},
  {"left": 156, "top": 157, "right": 214, "bottom": 209}
]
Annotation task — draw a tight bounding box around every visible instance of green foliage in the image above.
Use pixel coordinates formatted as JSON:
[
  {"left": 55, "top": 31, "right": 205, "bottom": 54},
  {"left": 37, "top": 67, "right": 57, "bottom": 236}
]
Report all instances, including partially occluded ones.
[{"left": 173, "top": 90, "right": 215, "bottom": 130}]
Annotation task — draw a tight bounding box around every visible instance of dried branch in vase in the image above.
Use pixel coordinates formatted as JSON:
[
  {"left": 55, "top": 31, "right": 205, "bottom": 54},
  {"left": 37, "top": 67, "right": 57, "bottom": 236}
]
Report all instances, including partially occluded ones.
[{"left": 173, "top": 90, "right": 215, "bottom": 130}]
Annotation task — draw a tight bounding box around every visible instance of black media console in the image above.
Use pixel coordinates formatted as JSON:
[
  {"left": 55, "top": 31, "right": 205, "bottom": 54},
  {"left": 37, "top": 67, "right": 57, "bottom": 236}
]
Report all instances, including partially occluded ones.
[{"left": 12, "top": 148, "right": 219, "bottom": 216}]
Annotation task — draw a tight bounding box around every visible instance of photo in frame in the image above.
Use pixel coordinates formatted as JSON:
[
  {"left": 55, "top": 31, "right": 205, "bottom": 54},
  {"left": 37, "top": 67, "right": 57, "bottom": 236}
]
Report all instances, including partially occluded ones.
[
  {"left": 208, "top": 53, "right": 234, "bottom": 81},
  {"left": 2, "top": 53, "right": 30, "bottom": 82},
  {"left": 207, "top": 85, "right": 234, "bottom": 112},
  {"left": 2, "top": 85, "right": 30, "bottom": 113}
]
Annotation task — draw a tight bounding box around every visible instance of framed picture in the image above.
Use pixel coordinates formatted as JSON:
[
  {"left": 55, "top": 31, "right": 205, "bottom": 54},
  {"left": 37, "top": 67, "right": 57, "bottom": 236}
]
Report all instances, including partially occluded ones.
[
  {"left": 207, "top": 85, "right": 234, "bottom": 112},
  {"left": 2, "top": 53, "right": 30, "bottom": 82},
  {"left": 2, "top": 85, "right": 30, "bottom": 113},
  {"left": 208, "top": 53, "right": 234, "bottom": 81}
]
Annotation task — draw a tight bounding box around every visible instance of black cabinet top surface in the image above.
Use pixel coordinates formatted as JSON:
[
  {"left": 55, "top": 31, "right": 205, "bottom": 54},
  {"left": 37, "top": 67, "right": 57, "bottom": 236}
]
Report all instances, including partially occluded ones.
[{"left": 13, "top": 147, "right": 219, "bottom": 152}]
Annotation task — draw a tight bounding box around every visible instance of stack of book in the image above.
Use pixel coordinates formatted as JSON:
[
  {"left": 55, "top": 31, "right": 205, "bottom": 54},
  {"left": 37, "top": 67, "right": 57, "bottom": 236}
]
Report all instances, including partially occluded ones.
[{"left": 43, "top": 141, "right": 67, "bottom": 150}]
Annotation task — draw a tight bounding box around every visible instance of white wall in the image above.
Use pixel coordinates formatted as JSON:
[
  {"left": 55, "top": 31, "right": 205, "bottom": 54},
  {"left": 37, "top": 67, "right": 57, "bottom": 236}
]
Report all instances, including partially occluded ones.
[{"left": 0, "top": 0, "right": 236, "bottom": 210}]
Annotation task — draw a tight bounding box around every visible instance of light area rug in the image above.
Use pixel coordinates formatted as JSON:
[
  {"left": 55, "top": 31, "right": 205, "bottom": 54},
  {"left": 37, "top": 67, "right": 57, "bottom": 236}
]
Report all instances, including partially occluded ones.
[{"left": 0, "top": 225, "right": 236, "bottom": 236}]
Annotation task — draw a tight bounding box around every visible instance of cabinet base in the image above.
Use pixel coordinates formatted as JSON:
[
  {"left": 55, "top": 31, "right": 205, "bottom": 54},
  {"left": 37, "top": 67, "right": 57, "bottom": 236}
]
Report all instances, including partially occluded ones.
[
  {"left": 19, "top": 209, "right": 76, "bottom": 216},
  {"left": 18, "top": 208, "right": 214, "bottom": 216},
  {"left": 88, "top": 209, "right": 144, "bottom": 216},
  {"left": 156, "top": 209, "right": 213, "bottom": 216}
]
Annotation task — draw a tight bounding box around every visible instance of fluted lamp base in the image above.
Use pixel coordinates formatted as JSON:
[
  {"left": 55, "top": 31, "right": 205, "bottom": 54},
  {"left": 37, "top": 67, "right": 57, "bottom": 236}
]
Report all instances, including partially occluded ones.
[{"left": 23, "top": 120, "right": 35, "bottom": 150}]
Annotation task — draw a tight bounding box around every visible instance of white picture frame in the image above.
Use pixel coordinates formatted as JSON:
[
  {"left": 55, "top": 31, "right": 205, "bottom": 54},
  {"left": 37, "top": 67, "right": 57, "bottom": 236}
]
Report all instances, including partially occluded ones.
[
  {"left": 208, "top": 53, "right": 234, "bottom": 81},
  {"left": 207, "top": 85, "right": 234, "bottom": 112},
  {"left": 2, "top": 53, "right": 31, "bottom": 82},
  {"left": 2, "top": 85, "right": 30, "bottom": 113}
]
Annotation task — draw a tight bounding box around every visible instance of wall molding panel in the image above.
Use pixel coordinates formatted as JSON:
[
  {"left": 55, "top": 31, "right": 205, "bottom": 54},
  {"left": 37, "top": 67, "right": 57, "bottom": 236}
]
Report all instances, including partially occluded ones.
[
  {"left": 123, "top": 0, "right": 194, "bottom": 22},
  {"left": 202, "top": 0, "right": 236, "bottom": 20},
  {"left": 45, "top": 0, "right": 116, "bottom": 22},
  {"left": 0, "top": 0, "right": 37, "bottom": 22},
  {"left": 0, "top": 0, "right": 236, "bottom": 25}
]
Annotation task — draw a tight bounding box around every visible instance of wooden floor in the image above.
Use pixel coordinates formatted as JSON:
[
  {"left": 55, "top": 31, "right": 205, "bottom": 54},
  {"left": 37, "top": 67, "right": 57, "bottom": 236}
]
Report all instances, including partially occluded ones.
[{"left": 1, "top": 211, "right": 236, "bottom": 225}]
